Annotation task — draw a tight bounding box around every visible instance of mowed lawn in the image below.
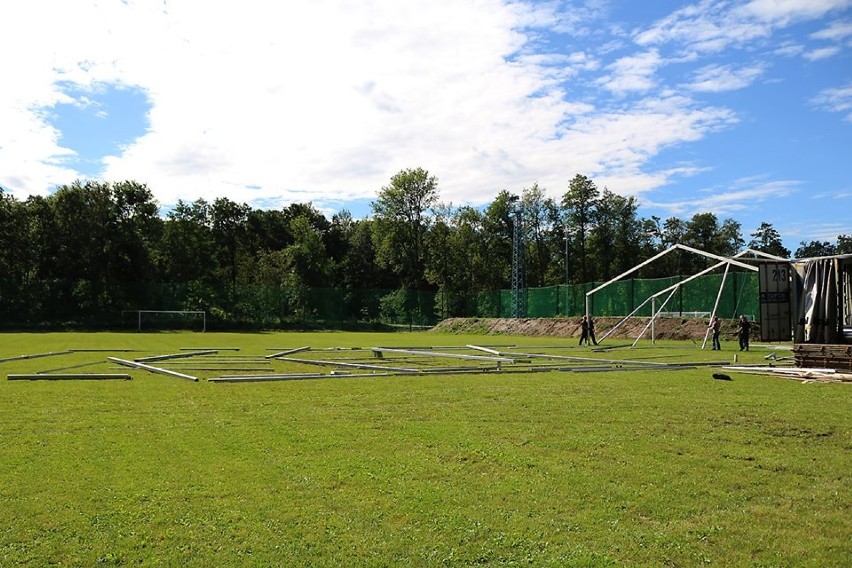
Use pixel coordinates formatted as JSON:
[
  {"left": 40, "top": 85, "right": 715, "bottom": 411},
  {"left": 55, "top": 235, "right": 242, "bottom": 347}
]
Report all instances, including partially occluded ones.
[{"left": 0, "top": 331, "right": 849, "bottom": 567}]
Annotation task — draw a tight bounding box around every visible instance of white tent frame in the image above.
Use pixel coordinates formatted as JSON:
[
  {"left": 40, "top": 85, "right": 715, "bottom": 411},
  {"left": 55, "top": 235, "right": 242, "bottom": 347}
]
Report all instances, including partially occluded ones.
[{"left": 587, "top": 245, "right": 786, "bottom": 347}]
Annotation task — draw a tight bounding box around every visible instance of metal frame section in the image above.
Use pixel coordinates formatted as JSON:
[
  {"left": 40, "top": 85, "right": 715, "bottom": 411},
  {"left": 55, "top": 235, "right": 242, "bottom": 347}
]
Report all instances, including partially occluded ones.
[
  {"left": 632, "top": 287, "right": 679, "bottom": 348},
  {"left": 203, "top": 343, "right": 741, "bottom": 383},
  {"left": 0, "top": 350, "right": 73, "bottom": 363},
  {"left": 122, "top": 309, "right": 207, "bottom": 332},
  {"left": 371, "top": 347, "right": 518, "bottom": 364},
  {"left": 265, "top": 346, "right": 311, "bottom": 359},
  {"left": 8, "top": 373, "right": 132, "bottom": 381},
  {"left": 179, "top": 347, "right": 240, "bottom": 351},
  {"left": 276, "top": 356, "right": 420, "bottom": 373},
  {"left": 134, "top": 349, "right": 218, "bottom": 362},
  {"left": 584, "top": 245, "right": 765, "bottom": 319},
  {"left": 466, "top": 344, "right": 502, "bottom": 355},
  {"left": 108, "top": 357, "right": 199, "bottom": 381},
  {"left": 701, "top": 263, "right": 731, "bottom": 349},
  {"left": 587, "top": 247, "right": 785, "bottom": 346},
  {"left": 790, "top": 252, "right": 852, "bottom": 264},
  {"left": 481, "top": 349, "right": 672, "bottom": 367},
  {"left": 210, "top": 373, "right": 344, "bottom": 382}
]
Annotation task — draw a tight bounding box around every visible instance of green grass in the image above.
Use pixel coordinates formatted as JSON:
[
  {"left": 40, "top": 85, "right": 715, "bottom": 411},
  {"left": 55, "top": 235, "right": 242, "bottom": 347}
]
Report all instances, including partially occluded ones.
[{"left": 0, "top": 332, "right": 849, "bottom": 566}]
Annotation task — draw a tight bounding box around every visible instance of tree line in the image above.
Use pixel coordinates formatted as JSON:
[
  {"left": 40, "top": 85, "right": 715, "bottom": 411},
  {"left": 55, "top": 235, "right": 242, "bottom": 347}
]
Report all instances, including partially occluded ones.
[{"left": 1, "top": 170, "right": 849, "bottom": 327}]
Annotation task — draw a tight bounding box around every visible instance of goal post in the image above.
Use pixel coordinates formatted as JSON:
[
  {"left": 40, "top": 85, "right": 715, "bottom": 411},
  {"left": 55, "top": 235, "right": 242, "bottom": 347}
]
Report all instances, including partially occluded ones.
[{"left": 122, "top": 310, "right": 207, "bottom": 332}]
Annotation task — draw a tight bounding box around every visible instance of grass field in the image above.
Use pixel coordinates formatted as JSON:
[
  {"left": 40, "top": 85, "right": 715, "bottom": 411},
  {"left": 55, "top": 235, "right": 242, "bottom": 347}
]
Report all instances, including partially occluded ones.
[{"left": 0, "top": 331, "right": 849, "bottom": 566}]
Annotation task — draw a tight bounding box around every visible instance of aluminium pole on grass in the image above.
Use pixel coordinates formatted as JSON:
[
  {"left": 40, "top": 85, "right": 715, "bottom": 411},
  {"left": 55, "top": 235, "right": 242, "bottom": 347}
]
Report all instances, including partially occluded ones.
[{"left": 108, "top": 357, "right": 198, "bottom": 381}]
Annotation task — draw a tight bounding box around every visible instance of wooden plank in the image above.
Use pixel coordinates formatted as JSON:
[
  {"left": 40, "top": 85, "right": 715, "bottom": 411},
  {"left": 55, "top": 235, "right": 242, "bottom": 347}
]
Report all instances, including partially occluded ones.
[
  {"left": 108, "top": 357, "right": 198, "bottom": 382},
  {"left": 8, "top": 373, "right": 132, "bottom": 381}
]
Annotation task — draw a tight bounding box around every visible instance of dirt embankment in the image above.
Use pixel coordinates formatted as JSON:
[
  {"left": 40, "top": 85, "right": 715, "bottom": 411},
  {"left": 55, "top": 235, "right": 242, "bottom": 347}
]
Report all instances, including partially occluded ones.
[{"left": 432, "top": 316, "right": 753, "bottom": 341}]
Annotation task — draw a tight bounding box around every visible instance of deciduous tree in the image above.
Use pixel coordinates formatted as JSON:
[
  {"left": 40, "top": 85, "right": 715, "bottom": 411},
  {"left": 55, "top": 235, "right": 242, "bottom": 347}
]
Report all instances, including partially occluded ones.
[
  {"left": 562, "top": 174, "right": 598, "bottom": 284},
  {"left": 371, "top": 168, "right": 438, "bottom": 289},
  {"left": 748, "top": 222, "right": 790, "bottom": 258}
]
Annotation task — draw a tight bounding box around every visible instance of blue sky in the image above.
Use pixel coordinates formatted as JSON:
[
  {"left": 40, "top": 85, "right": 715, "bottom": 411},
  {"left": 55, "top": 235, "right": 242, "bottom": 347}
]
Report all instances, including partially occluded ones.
[{"left": 1, "top": 0, "right": 850, "bottom": 252}]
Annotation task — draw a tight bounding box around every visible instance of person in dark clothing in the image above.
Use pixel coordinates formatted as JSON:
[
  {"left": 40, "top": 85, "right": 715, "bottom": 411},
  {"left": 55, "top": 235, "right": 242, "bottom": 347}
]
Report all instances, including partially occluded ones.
[
  {"left": 708, "top": 315, "right": 721, "bottom": 350},
  {"left": 588, "top": 317, "right": 599, "bottom": 346},
  {"left": 737, "top": 315, "right": 751, "bottom": 351},
  {"left": 579, "top": 315, "right": 590, "bottom": 346}
]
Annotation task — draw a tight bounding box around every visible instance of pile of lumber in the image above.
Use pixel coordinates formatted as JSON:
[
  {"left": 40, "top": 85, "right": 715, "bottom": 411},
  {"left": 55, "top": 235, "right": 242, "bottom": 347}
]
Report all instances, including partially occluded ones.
[
  {"left": 793, "top": 344, "right": 852, "bottom": 371},
  {"left": 725, "top": 365, "right": 852, "bottom": 384}
]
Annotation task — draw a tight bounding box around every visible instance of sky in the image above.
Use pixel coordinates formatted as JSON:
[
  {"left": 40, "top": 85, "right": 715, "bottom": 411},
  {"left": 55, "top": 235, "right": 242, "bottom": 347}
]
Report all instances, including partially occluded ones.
[{"left": 1, "top": 0, "right": 850, "bottom": 252}]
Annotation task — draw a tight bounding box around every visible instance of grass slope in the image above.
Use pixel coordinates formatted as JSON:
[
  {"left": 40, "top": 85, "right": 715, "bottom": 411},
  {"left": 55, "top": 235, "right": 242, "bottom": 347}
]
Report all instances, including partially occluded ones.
[{"left": 0, "top": 332, "right": 849, "bottom": 566}]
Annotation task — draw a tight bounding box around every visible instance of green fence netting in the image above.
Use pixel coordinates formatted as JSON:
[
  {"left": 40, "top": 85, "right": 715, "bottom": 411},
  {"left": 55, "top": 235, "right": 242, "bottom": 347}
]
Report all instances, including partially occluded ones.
[{"left": 0, "top": 271, "right": 760, "bottom": 328}]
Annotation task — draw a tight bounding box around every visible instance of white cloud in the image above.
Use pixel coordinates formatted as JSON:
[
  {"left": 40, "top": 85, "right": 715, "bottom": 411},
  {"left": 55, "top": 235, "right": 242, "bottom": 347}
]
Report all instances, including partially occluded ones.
[
  {"left": 803, "top": 46, "right": 842, "bottom": 60},
  {"left": 634, "top": 0, "right": 773, "bottom": 53},
  {"left": 538, "top": 95, "right": 737, "bottom": 200},
  {"left": 596, "top": 50, "right": 663, "bottom": 93},
  {"left": 646, "top": 177, "right": 801, "bottom": 217},
  {"left": 739, "top": 0, "right": 852, "bottom": 25},
  {"left": 785, "top": 221, "right": 851, "bottom": 245},
  {"left": 811, "top": 83, "right": 852, "bottom": 120},
  {"left": 1, "top": 0, "right": 552, "bottom": 206},
  {"left": 774, "top": 42, "right": 806, "bottom": 56},
  {"left": 0, "top": 0, "right": 743, "bottom": 211},
  {"left": 0, "top": 0, "right": 846, "bottom": 238},
  {"left": 634, "top": 0, "right": 850, "bottom": 53},
  {"left": 810, "top": 20, "right": 852, "bottom": 40},
  {"left": 685, "top": 63, "right": 766, "bottom": 92}
]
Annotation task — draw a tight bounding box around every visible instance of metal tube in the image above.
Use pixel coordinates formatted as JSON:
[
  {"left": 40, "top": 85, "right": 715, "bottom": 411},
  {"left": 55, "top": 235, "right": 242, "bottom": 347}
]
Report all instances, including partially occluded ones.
[
  {"left": 702, "top": 263, "right": 731, "bottom": 349},
  {"left": 108, "top": 357, "right": 198, "bottom": 382},
  {"left": 134, "top": 350, "right": 218, "bottom": 362},
  {"left": 8, "top": 373, "right": 132, "bottom": 381}
]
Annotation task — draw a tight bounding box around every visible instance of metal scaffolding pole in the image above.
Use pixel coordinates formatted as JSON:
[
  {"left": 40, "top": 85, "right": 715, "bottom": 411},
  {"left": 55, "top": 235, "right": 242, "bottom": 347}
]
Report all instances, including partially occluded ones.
[{"left": 511, "top": 203, "right": 526, "bottom": 318}]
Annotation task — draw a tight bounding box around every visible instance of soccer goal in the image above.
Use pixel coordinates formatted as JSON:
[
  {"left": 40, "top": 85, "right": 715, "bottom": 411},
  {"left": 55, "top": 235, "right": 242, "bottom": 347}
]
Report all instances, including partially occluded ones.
[{"left": 121, "top": 310, "right": 207, "bottom": 332}]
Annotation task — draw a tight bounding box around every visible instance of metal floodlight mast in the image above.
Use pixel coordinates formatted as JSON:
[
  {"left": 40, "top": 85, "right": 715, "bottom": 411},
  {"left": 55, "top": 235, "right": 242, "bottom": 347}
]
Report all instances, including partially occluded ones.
[{"left": 510, "top": 200, "right": 526, "bottom": 319}]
